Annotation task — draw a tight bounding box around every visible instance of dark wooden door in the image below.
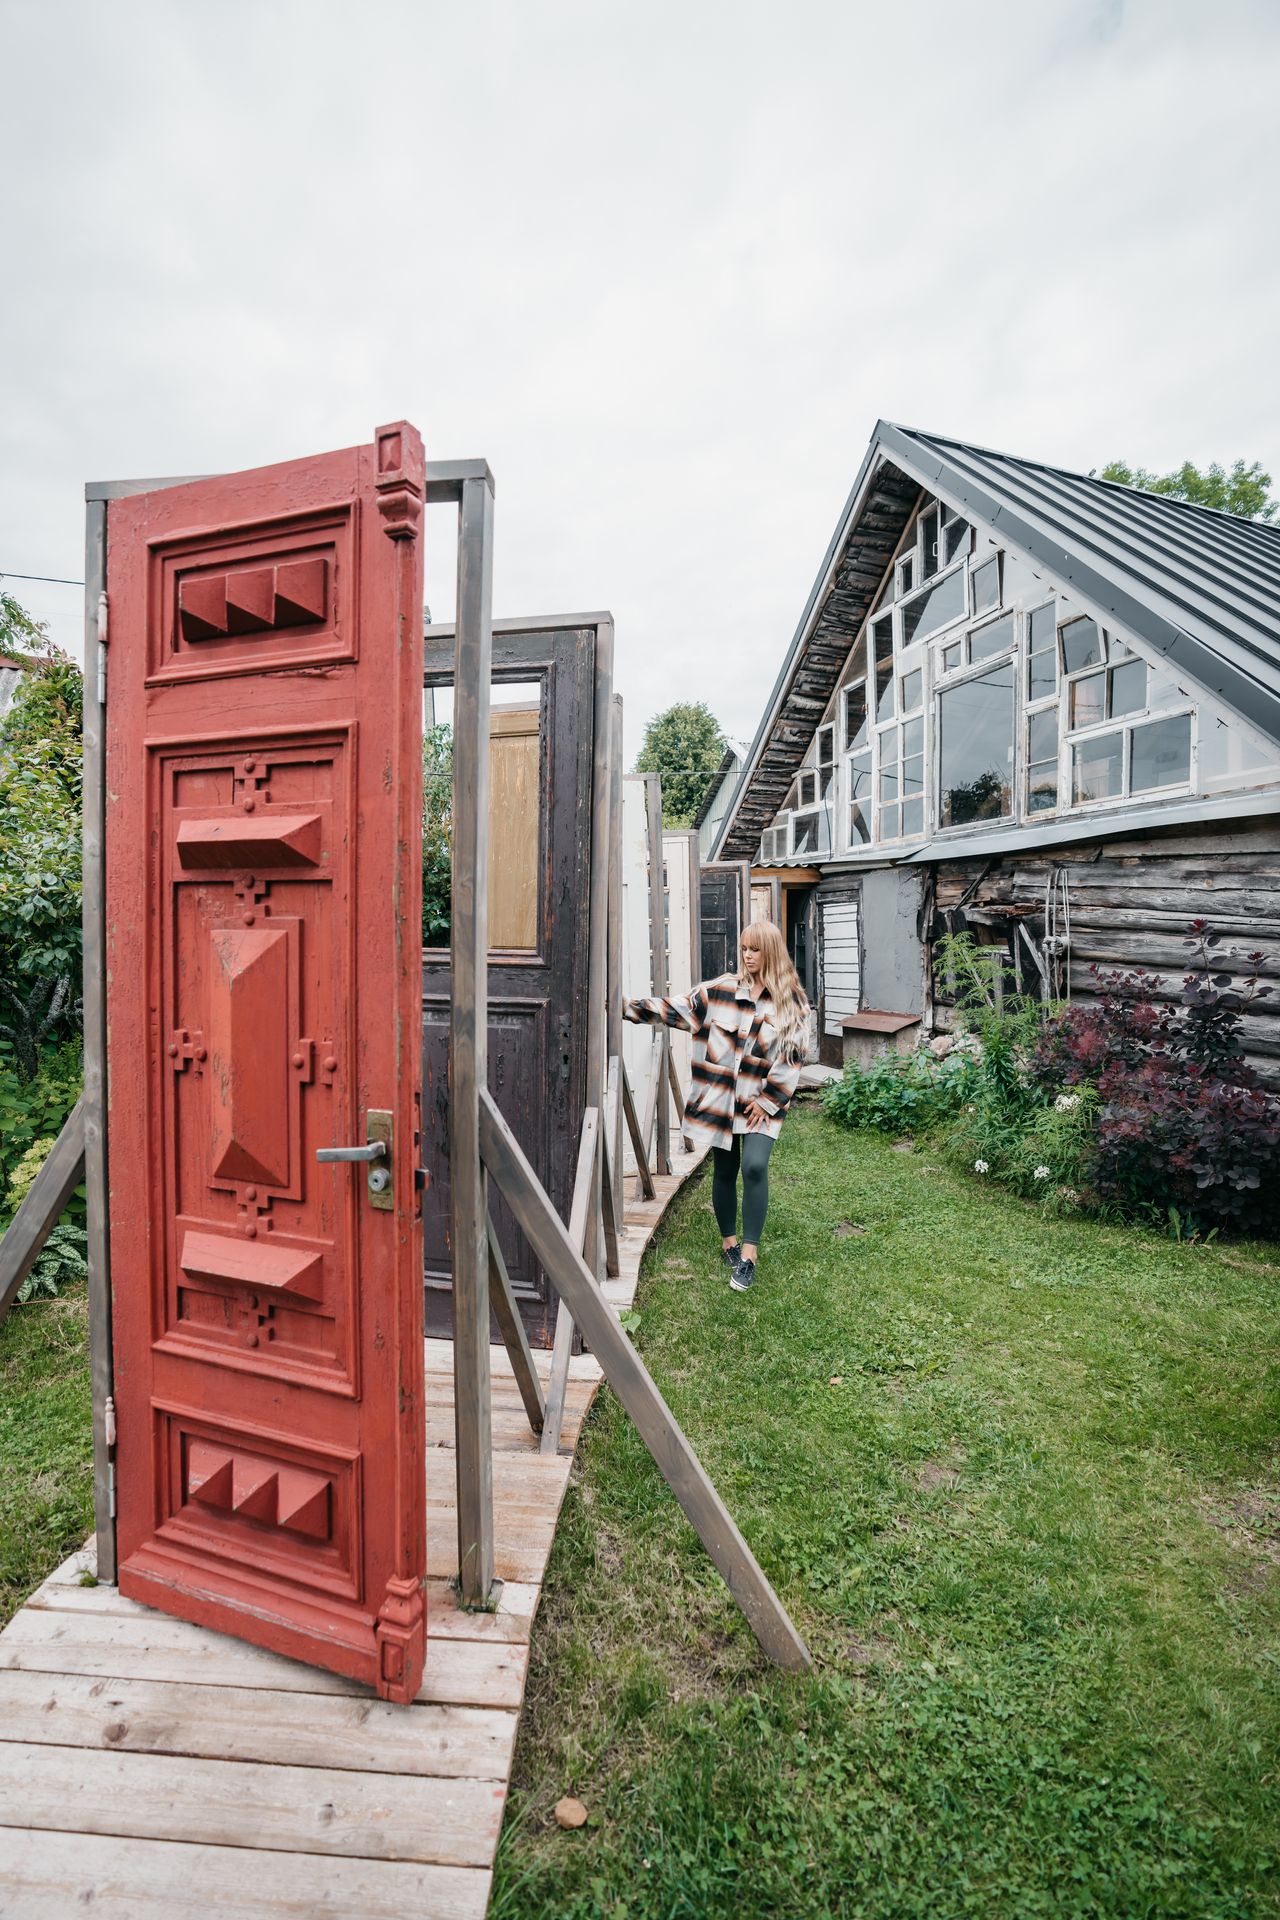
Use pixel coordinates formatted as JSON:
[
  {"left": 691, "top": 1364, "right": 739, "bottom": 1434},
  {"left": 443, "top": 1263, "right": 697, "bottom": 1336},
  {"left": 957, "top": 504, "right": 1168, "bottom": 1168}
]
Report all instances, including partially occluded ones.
[
  {"left": 700, "top": 863, "right": 745, "bottom": 978},
  {"left": 105, "top": 427, "right": 427, "bottom": 1702},
  {"left": 423, "top": 621, "right": 596, "bottom": 1347},
  {"left": 788, "top": 885, "right": 817, "bottom": 1001}
]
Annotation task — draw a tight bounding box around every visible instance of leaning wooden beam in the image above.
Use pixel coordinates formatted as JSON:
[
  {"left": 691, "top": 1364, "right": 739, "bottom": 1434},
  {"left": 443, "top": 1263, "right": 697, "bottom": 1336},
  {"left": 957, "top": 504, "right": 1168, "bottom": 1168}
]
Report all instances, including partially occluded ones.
[
  {"left": 486, "top": 1216, "right": 544, "bottom": 1437},
  {"left": 634, "top": 1037, "right": 660, "bottom": 1205},
  {"left": 666, "top": 1043, "right": 686, "bottom": 1124},
  {"left": 450, "top": 472, "right": 497, "bottom": 1606},
  {"left": 621, "top": 1057, "right": 655, "bottom": 1200},
  {"left": 480, "top": 1088, "right": 811, "bottom": 1671},
  {"left": 599, "top": 1098, "right": 622, "bottom": 1279},
  {"left": 540, "top": 1107, "right": 600, "bottom": 1458},
  {"left": 0, "top": 1103, "right": 86, "bottom": 1325}
]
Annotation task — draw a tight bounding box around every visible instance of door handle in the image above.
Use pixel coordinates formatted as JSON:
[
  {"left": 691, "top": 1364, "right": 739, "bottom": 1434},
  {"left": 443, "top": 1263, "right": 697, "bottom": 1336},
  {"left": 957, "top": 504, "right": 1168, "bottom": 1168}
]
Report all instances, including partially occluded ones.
[{"left": 316, "top": 1110, "right": 394, "bottom": 1210}]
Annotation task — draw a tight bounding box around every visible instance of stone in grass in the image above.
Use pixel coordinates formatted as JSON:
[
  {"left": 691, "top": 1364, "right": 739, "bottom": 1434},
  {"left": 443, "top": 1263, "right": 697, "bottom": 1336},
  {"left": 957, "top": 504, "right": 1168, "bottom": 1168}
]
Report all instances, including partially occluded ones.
[
  {"left": 554, "top": 1796, "right": 589, "bottom": 1830},
  {"left": 835, "top": 1221, "right": 867, "bottom": 1238}
]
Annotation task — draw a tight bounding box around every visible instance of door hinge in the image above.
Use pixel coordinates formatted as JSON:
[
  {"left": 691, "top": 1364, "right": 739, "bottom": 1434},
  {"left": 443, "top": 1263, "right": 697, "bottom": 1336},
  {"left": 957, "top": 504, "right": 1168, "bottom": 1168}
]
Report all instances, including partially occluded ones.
[
  {"left": 95, "top": 590, "right": 109, "bottom": 705},
  {"left": 104, "top": 1394, "right": 117, "bottom": 1451}
]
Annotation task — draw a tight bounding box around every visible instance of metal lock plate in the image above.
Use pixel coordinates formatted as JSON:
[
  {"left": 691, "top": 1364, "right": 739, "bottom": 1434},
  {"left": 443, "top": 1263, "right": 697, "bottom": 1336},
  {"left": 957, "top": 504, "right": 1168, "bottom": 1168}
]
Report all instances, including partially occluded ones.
[{"left": 366, "top": 1110, "right": 393, "bottom": 1210}]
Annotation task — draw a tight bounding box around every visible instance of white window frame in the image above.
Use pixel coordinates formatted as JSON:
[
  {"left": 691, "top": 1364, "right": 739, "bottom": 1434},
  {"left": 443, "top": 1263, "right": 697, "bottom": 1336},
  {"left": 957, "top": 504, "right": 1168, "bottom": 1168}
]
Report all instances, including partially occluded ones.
[
  {"left": 933, "top": 647, "right": 1019, "bottom": 836},
  {"left": 1064, "top": 705, "right": 1197, "bottom": 811}
]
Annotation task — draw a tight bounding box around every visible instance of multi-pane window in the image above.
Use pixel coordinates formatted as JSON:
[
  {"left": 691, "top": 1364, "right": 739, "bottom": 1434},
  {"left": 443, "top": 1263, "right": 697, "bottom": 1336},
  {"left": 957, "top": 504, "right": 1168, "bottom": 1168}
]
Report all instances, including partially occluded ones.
[
  {"left": 877, "top": 674, "right": 925, "bottom": 841},
  {"left": 1026, "top": 708, "right": 1059, "bottom": 814},
  {"left": 1026, "top": 602, "right": 1057, "bottom": 699},
  {"left": 797, "top": 770, "right": 818, "bottom": 807},
  {"left": 874, "top": 616, "right": 895, "bottom": 721},
  {"left": 816, "top": 724, "right": 835, "bottom": 799},
  {"left": 938, "top": 662, "right": 1015, "bottom": 827},
  {"left": 844, "top": 681, "right": 868, "bottom": 751},
  {"left": 1060, "top": 616, "right": 1104, "bottom": 674},
  {"left": 1069, "top": 659, "right": 1146, "bottom": 728},
  {"left": 793, "top": 812, "right": 820, "bottom": 854},
  {"left": 1071, "top": 712, "right": 1192, "bottom": 804},
  {"left": 901, "top": 565, "right": 967, "bottom": 647},
  {"left": 971, "top": 554, "right": 1001, "bottom": 615},
  {"left": 1023, "top": 600, "right": 1060, "bottom": 813}
]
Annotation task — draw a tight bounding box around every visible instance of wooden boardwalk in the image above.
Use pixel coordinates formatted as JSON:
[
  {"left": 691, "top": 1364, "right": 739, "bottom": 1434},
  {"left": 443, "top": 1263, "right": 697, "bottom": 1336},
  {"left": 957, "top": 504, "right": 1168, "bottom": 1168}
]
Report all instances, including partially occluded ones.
[{"left": 0, "top": 1145, "right": 705, "bottom": 1919}]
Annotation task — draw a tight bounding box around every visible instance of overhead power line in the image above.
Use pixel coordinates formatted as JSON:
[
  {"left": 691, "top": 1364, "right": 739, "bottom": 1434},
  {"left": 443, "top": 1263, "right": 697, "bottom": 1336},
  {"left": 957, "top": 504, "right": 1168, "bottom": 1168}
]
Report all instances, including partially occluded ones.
[{"left": 1, "top": 571, "right": 85, "bottom": 587}]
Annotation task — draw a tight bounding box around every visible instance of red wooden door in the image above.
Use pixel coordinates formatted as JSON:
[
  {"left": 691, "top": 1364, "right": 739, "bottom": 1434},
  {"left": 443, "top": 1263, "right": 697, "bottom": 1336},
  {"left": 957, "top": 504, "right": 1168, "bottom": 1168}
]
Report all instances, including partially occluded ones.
[{"left": 105, "top": 426, "right": 427, "bottom": 1702}]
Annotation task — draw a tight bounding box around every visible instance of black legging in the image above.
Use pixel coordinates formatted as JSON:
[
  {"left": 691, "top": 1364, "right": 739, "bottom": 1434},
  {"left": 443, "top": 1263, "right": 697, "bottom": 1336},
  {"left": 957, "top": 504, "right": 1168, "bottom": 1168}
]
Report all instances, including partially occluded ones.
[{"left": 711, "top": 1132, "right": 775, "bottom": 1247}]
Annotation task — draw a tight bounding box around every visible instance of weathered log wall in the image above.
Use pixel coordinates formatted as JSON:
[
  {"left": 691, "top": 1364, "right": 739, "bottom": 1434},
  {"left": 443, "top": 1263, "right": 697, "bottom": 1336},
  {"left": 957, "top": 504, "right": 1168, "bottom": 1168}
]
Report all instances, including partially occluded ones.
[{"left": 931, "top": 814, "right": 1280, "bottom": 1081}]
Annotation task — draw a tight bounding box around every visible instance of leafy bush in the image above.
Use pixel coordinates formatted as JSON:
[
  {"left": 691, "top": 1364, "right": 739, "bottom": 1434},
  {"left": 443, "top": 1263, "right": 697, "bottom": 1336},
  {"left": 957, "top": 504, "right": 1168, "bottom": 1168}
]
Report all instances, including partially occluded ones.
[
  {"left": 4, "top": 1136, "right": 88, "bottom": 1302},
  {"left": 0, "top": 1038, "right": 83, "bottom": 1201},
  {"left": 0, "top": 612, "right": 84, "bottom": 1074},
  {"left": 822, "top": 1046, "right": 979, "bottom": 1135}
]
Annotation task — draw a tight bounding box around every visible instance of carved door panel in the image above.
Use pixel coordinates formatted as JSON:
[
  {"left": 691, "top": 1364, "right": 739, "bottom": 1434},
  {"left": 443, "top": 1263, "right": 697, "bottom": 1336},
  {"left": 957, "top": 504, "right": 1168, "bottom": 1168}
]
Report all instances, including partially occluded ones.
[
  {"left": 422, "top": 623, "right": 596, "bottom": 1348},
  {"left": 106, "top": 427, "right": 427, "bottom": 1702},
  {"left": 700, "top": 865, "right": 744, "bottom": 979}
]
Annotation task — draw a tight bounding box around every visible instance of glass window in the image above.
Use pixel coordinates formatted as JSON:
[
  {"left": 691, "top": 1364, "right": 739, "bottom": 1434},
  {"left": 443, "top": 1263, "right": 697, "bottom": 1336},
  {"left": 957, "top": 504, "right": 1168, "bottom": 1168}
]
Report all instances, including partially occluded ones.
[
  {"left": 901, "top": 668, "right": 923, "bottom": 712},
  {"left": 897, "top": 555, "right": 914, "bottom": 599},
  {"left": 903, "top": 714, "right": 924, "bottom": 759},
  {"left": 1027, "top": 708, "right": 1058, "bottom": 815},
  {"left": 1070, "top": 671, "right": 1107, "bottom": 729},
  {"left": 798, "top": 771, "right": 817, "bottom": 807},
  {"left": 941, "top": 640, "right": 963, "bottom": 675},
  {"left": 793, "top": 812, "right": 819, "bottom": 854},
  {"left": 942, "top": 517, "right": 970, "bottom": 567},
  {"left": 971, "top": 554, "right": 1001, "bottom": 614},
  {"left": 1110, "top": 659, "right": 1146, "bottom": 717},
  {"left": 969, "top": 612, "right": 1015, "bottom": 664},
  {"left": 1130, "top": 714, "right": 1191, "bottom": 792},
  {"left": 938, "top": 662, "right": 1014, "bottom": 828},
  {"left": 817, "top": 725, "right": 834, "bottom": 765},
  {"left": 901, "top": 797, "right": 925, "bottom": 836},
  {"left": 879, "top": 759, "right": 899, "bottom": 802},
  {"left": 919, "top": 506, "right": 940, "bottom": 581},
  {"left": 845, "top": 682, "right": 868, "bottom": 751},
  {"left": 873, "top": 570, "right": 895, "bottom": 613},
  {"left": 1060, "top": 616, "right": 1104, "bottom": 674},
  {"left": 880, "top": 804, "right": 901, "bottom": 839},
  {"left": 1072, "top": 730, "right": 1123, "bottom": 803},
  {"left": 902, "top": 566, "right": 967, "bottom": 646},
  {"left": 874, "top": 617, "right": 895, "bottom": 721},
  {"left": 849, "top": 752, "right": 872, "bottom": 843},
  {"left": 1027, "top": 602, "right": 1057, "bottom": 700}
]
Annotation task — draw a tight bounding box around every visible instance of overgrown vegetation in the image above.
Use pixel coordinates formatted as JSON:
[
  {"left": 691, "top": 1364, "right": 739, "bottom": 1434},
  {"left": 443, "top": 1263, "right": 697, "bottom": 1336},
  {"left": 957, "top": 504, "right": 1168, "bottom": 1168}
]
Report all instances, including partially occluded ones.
[
  {"left": 823, "top": 926, "right": 1280, "bottom": 1240},
  {"left": 422, "top": 720, "right": 453, "bottom": 945},
  {"left": 494, "top": 1107, "right": 1279, "bottom": 1917}
]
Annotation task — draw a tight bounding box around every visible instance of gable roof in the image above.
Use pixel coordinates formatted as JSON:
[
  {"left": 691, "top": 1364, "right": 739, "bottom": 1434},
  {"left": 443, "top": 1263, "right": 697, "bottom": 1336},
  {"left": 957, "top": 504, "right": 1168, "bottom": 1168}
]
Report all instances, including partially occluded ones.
[{"left": 713, "top": 421, "right": 1280, "bottom": 859}]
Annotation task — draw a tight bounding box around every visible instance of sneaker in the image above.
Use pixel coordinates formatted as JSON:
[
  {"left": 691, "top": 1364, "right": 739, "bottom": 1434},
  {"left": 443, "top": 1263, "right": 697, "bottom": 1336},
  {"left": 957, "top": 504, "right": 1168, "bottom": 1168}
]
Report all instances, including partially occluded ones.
[
  {"left": 721, "top": 1242, "right": 742, "bottom": 1273},
  {"left": 730, "top": 1257, "right": 756, "bottom": 1293}
]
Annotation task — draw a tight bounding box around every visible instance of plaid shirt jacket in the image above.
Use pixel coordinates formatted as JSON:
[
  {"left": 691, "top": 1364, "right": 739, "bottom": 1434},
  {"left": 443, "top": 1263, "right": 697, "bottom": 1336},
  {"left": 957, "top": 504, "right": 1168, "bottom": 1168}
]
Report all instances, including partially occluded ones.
[{"left": 624, "top": 975, "right": 803, "bottom": 1151}]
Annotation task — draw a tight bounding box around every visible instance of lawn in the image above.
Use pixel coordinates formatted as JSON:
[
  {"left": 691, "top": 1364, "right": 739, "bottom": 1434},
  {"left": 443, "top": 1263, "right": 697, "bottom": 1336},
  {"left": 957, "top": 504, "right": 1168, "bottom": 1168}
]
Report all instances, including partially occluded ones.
[
  {"left": 0, "top": 1280, "right": 93, "bottom": 1626},
  {"left": 492, "top": 1100, "right": 1280, "bottom": 1919}
]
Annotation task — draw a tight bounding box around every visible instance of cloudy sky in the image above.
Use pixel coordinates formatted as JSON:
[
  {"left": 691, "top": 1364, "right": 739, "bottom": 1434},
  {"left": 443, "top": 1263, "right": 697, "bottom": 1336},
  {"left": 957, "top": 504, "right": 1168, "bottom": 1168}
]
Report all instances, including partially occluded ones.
[{"left": 2, "top": 0, "right": 1277, "bottom": 758}]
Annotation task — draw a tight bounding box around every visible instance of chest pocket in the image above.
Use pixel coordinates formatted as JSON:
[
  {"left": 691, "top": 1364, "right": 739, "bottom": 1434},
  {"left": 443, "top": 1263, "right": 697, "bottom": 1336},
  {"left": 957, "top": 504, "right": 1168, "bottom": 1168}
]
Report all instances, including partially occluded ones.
[{"left": 705, "top": 1007, "right": 740, "bottom": 1066}]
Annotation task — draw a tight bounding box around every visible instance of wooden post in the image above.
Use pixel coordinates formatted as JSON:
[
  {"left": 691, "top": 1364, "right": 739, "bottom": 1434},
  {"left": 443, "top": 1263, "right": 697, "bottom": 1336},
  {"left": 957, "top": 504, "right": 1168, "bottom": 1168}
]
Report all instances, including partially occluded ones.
[
  {"left": 0, "top": 1105, "right": 86, "bottom": 1323},
  {"left": 584, "top": 621, "right": 614, "bottom": 1285},
  {"left": 480, "top": 1088, "right": 811, "bottom": 1672},
  {"left": 450, "top": 473, "right": 497, "bottom": 1606},
  {"left": 540, "top": 1105, "right": 599, "bottom": 1458},
  {"left": 644, "top": 773, "right": 670, "bottom": 1176},
  {"left": 607, "top": 696, "right": 625, "bottom": 1191},
  {"left": 81, "top": 493, "right": 115, "bottom": 1580},
  {"left": 621, "top": 1059, "right": 655, "bottom": 1200}
]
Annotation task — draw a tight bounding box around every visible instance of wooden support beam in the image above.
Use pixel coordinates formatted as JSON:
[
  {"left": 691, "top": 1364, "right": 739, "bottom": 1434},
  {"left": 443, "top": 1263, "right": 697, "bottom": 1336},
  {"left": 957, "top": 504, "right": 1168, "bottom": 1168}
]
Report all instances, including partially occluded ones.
[
  {"left": 540, "top": 1107, "right": 599, "bottom": 1458},
  {"left": 480, "top": 1088, "right": 811, "bottom": 1672},
  {"left": 607, "top": 697, "right": 625, "bottom": 1194},
  {"left": 620, "top": 1058, "right": 654, "bottom": 1200},
  {"left": 599, "top": 1073, "right": 622, "bottom": 1279},
  {"left": 450, "top": 473, "right": 496, "bottom": 1606},
  {"left": 644, "top": 774, "right": 670, "bottom": 1177},
  {"left": 0, "top": 1104, "right": 86, "bottom": 1325},
  {"left": 633, "top": 1040, "right": 660, "bottom": 1205},
  {"left": 82, "top": 495, "right": 116, "bottom": 1581},
  {"left": 666, "top": 1043, "right": 686, "bottom": 1124},
  {"left": 485, "top": 1216, "right": 544, "bottom": 1437}
]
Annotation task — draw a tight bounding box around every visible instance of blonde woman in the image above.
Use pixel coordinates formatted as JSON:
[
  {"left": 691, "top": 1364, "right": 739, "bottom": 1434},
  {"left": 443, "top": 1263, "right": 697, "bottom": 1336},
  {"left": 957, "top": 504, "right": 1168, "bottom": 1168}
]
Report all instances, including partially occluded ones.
[{"left": 623, "top": 920, "right": 809, "bottom": 1292}]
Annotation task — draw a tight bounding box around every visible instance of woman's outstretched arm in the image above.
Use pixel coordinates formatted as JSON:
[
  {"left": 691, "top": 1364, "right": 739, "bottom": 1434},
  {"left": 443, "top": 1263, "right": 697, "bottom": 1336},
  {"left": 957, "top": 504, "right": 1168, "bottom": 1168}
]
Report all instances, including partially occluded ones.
[{"left": 622, "top": 985, "right": 706, "bottom": 1034}]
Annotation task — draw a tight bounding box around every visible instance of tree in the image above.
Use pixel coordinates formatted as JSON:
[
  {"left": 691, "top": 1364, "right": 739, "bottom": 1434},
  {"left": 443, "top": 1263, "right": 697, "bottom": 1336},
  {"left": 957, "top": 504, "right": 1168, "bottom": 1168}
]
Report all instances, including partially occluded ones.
[
  {"left": 1100, "top": 457, "right": 1278, "bottom": 523},
  {"left": 0, "top": 602, "right": 83, "bottom": 1076},
  {"left": 633, "top": 701, "right": 729, "bottom": 828},
  {"left": 421, "top": 722, "right": 453, "bottom": 946}
]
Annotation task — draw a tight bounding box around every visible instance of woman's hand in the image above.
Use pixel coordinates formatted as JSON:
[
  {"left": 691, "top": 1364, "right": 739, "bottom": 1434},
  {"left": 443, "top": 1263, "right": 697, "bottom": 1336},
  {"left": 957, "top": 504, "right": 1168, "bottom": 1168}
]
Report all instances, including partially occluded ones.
[{"left": 743, "top": 1099, "right": 770, "bottom": 1131}]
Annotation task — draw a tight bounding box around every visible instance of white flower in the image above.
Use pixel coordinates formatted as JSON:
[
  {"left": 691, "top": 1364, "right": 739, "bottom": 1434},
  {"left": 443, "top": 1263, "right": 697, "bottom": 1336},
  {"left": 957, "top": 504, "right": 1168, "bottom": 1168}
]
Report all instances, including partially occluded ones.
[
  {"left": 1033, "top": 1165, "right": 1051, "bottom": 1181},
  {"left": 974, "top": 1159, "right": 989, "bottom": 1174},
  {"left": 1054, "top": 1092, "right": 1081, "bottom": 1112}
]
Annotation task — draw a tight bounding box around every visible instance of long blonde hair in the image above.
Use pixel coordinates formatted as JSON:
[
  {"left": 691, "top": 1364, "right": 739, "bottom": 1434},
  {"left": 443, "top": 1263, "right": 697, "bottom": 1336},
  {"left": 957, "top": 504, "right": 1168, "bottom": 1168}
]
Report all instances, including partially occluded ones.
[{"left": 738, "top": 920, "right": 809, "bottom": 1062}]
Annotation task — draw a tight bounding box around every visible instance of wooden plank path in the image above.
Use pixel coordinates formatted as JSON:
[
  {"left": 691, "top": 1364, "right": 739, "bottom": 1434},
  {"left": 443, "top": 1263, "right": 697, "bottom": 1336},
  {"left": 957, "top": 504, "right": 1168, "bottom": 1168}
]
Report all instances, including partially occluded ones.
[{"left": 0, "top": 1142, "right": 704, "bottom": 1919}]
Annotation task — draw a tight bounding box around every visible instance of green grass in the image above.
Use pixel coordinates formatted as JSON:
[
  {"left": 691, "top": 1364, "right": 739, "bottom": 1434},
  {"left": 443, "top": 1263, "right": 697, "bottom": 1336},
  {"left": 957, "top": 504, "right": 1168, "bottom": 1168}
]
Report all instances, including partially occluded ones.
[
  {"left": 493, "top": 1103, "right": 1280, "bottom": 1919},
  {"left": 0, "top": 1281, "right": 93, "bottom": 1626}
]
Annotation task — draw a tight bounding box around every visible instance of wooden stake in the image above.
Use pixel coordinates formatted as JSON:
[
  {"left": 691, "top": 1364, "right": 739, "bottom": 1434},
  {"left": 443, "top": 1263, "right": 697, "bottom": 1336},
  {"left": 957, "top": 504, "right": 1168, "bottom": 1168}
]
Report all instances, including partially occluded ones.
[
  {"left": 486, "top": 1217, "right": 544, "bottom": 1437},
  {"left": 480, "top": 1088, "right": 811, "bottom": 1672},
  {"left": 0, "top": 1105, "right": 86, "bottom": 1324},
  {"left": 620, "top": 1059, "right": 655, "bottom": 1200},
  {"left": 540, "top": 1107, "right": 599, "bottom": 1458}
]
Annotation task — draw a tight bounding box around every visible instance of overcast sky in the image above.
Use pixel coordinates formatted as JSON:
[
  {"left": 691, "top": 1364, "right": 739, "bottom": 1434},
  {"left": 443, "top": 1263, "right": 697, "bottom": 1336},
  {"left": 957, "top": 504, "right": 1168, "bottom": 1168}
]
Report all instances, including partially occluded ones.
[{"left": 2, "top": 0, "right": 1277, "bottom": 760}]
